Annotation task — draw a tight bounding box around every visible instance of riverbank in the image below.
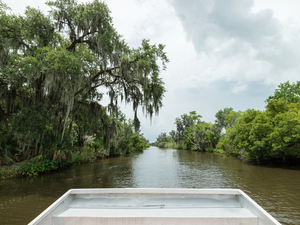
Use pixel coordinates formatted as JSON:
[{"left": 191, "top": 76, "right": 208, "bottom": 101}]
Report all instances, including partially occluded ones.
[
  {"left": 0, "top": 160, "right": 75, "bottom": 180},
  {"left": 0, "top": 164, "right": 19, "bottom": 179},
  {"left": 155, "top": 141, "right": 227, "bottom": 154},
  {"left": 0, "top": 146, "right": 147, "bottom": 180}
]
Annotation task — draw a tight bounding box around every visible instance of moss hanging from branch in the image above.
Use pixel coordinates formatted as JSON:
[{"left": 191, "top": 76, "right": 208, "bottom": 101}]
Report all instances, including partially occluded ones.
[{"left": 0, "top": 0, "right": 168, "bottom": 157}]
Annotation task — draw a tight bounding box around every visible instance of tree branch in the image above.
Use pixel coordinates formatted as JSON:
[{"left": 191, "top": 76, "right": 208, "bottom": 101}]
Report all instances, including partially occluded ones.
[
  {"left": 50, "top": 57, "right": 140, "bottom": 114},
  {"left": 66, "top": 31, "right": 92, "bottom": 51}
]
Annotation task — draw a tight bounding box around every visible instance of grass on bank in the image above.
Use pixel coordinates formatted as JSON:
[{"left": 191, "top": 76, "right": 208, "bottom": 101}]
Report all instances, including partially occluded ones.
[
  {"left": 0, "top": 166, "right": 18, "bottom": 179},
  {"left": 1, "top": 146, "right": 112, "bottom": 179},
  {"left": 156, "top": 142, "right": 225, "bottom": 154}
]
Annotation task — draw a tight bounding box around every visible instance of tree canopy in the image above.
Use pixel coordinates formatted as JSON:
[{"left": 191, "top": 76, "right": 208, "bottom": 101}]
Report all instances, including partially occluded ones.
[
  {"left": 266, "top": 81, "right": 300, "bottom": 104},
  {"left": 0, "top": 0, "right": 168, "bottom": 159},
  {"left": 155, "top": 111, "right": 221, "bottom": 151},
  {"left": 226, "top": 99, "right": 300, "bottom": 161}
]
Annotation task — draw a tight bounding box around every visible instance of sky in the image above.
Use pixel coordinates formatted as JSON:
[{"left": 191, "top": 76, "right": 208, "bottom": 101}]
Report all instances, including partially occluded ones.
[{"left": 3, "top": 0, "right": 300, "bottom": 142}]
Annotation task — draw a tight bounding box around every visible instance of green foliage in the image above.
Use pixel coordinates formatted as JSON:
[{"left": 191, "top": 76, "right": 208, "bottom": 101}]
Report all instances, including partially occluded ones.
[
  {"left": 215, "top": 107, "right": 234, "bottom": 131},
  {"left": 0, "top": 129, "right": 15, "bottom": 165},
  {"left": 155, "top": 131, "right": 180, "bottom": 149},
  {"left": 41, "top": 132, "right": 72, "bottom": 156},
  {"left": 131, "top": 133, "right": 146, "bottom": 152},
  {"left": 163, "top": 142, "right": 176, "bottom": 149},
  {"left": 154, "top": 81, "right": 300, "bottom": 164},
  {"left": 157, "top": 142, "right": 167, "bottom": 148},
  {"left": 169, "top": 130, "right": 176, "bottom": 142},
  {"left": 11, "top": 104, "right": 48, "bottom": 155},
  {"left": 225, "top": 111, "right": 242, "bottom": 128},
  {"left": 226, "top": 99, "right": 300, "bottom": 161},
  {"left": 174, "top": 111, "right": 202, "bottom": 142},
  {"left": 155, "top": 132, "right": 172, "bottom": 147},
  {"left": 216, "top": 134, "right": 235, "bottom": 153},
  {"left": 266, "top": 81, "right": 300, "bottom": 104},
  {"left": 80, "top": 146, "right": 97, "bottom": 162},
  {"left": 71, "top": 152, "right": 82, "bottom": 164},
  {"left": 155, "top": 111, "right": 220, "bottom": 152},
  {"left": 79, "top": 134, "right": 107, "bottom": 162},
  {"left": 0, "top": 166, "right": 17, "bottom": 179},
  {"left": 184, "top": 121, "right": 220, "bottom": 151},
  {"left": 18, "top": 156, "right": 67, "bottom": 176},
  {"left": 205, "top": 147, "right": 224, "bottom": 154},
  {"left": 95, "top": 116, "right": 149, "bottom": 156},
  {"left": 0, "top": 0, "right": 167, "bottom": 161}
]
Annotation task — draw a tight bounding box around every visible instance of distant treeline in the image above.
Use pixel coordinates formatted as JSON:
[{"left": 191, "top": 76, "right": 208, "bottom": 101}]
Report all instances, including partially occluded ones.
[{"left": 155, "top": 81, "right": 300, "bottom": 163}]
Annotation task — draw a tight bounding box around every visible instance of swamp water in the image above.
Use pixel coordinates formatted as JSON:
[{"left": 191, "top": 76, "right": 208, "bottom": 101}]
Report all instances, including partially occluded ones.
[{"left": 0, "top": 146, "right": 299, "bottom": 224}]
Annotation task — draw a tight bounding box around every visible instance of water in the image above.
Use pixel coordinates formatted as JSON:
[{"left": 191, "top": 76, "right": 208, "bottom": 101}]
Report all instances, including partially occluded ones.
[{"left": 0, "top": 146, "right": 299, "bottom": 224}]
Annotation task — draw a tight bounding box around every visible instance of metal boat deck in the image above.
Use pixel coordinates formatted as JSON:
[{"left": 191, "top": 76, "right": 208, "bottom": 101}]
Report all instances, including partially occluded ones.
[{"left": 28, "top": 188, "right": 281, "bottom": 225}]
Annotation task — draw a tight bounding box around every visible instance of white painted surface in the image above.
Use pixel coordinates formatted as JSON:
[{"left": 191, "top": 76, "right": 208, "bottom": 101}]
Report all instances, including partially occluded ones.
[{"left": 28, "top": 188, "right": 282, "bottom": 225}]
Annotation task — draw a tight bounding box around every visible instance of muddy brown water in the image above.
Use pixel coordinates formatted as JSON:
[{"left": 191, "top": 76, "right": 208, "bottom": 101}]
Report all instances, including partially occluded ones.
[{"left": 0, "top": 146, "right": 299, "bottom": 224}]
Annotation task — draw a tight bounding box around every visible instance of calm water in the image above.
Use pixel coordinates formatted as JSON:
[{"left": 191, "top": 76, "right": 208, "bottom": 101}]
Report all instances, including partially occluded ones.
[{"left": 0, "top": 146, "right": 299, "bottom": 224}]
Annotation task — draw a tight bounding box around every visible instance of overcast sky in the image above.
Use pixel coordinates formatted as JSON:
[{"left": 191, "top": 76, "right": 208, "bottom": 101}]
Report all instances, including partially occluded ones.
[{"left": 3, "top": 0, "right": 300, "bottom": 142}]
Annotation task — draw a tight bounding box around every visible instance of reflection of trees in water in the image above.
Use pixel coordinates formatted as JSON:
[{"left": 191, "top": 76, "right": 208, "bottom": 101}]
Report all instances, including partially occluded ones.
[
  {"left": 174, "top": 149, "right": 300, "bottom": 225},
  {"left": 0, "top": 148, "right": 299, "bottom": 224},
  {"left": 173, "top": 150, "right": 230, "bottom": 188},
  {"left": 73, "top": 155, "right": 136, "bottom": 188}
]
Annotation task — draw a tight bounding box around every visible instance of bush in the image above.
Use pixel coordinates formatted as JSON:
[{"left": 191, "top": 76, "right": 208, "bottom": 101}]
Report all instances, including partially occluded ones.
[
  {"left": 164, "top": 142, "right": 178, "bottom": 149},
  {"left": 0, "top": 130, "right": 16, "bottom": 165},
  {"left": 217, "top": 136, "right": 237, "bottom": 154},
  {"left": 80, "top": 146, "right": 97, "bottom": 162},
  {"left": 18, "top": 156, "right": 66, "bottom": 176},
  {"left": 206, "top": 147, "right": 224, "bottom": 153},
  {"left": 0, "top": 167, "right": 17, "bottom": 179},
  {"left": 71, "top": 152, "right": 82, "bottom": 163},
  {"left": 157, "top": 142, "right": 166, "bottom": 148}
]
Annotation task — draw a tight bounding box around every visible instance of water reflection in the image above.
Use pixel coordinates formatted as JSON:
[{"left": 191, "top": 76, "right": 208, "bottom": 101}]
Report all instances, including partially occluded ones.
[{"left": 0, "top": 146, "right": 299, "bottom": 224}]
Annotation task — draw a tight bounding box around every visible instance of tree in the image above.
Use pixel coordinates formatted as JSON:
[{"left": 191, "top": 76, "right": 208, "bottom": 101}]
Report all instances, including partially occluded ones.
[
  {"left": 228, "top": 109, "right": 273, "bottom": 159},
  {"left": 174, "top": 111, "right": 202, "bottom": 142},
  {"left": 107, "top": 117, "right": 149, "bottom": 155},
  {"left": 225, "top": 110, "right": 242, "bottom": 128},
  {"left": 184, "top": 122, "right": 219, "bottom": 151},
  {"left": 155, "top": 132, "right": 172, "bottom": 148},
  {"left": 266, "top": 81, "right": 300, "bottom": 104},
  {"left": 0, "top": 0, "right": 168, "bottom": 158},
  {"left": 227, "top": 99, "right": 300, "bottom": 161},
  {"left": 215, "top": 107, "right": 234, "bottom": 132},
  {"left": 169, "top": 130, "right": 176, "bottom": 142}
]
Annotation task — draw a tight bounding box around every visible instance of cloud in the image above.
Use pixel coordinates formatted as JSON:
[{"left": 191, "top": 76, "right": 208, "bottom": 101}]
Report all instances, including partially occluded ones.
[
  {"left": 167, "top": 0, "right": 300, "bottom": 89},
  {"left": 103, "top": 0, "right": 287, "bottom": 141}
]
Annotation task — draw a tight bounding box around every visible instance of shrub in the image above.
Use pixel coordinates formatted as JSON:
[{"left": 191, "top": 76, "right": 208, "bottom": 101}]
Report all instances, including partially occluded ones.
[
  {"left": 206, "top": 147, "right": 224, "bottom": 153},
  {"left": 0, "top": 167, "right": 17, "bottom": 179},
  {"left": 18, "top": 156, "right": 66, "bottom": 176},
  {"left": 80, "top": 146, "right": 97, "bottom": 162},
  {"left": 157, "top": 142, "right": 166, "bottom": 148}
]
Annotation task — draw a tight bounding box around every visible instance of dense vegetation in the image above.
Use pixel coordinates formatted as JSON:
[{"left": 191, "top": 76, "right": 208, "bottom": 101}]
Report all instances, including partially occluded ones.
[
  {"left": 155, "top": 81, "right": 300, "bottom": 163},
  {"left": 0, "top": 0, "right": 167, "bottom": 177}
]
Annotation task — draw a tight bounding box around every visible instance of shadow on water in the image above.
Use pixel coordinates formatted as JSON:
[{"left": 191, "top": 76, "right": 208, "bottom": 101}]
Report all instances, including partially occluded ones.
[{"left": 0, "top": 146, "right": 299, "bottom": 225}]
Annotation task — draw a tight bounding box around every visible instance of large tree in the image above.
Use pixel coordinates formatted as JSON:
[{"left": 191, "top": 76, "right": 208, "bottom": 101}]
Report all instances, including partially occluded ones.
[{"left": 0, "top": 0, "right": 168, "bottom": 157}]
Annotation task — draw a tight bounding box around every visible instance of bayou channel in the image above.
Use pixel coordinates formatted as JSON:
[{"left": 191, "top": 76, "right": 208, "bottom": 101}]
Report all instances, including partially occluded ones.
[{"left": 0, "top": 146, "right": 299, "bottom": 225}]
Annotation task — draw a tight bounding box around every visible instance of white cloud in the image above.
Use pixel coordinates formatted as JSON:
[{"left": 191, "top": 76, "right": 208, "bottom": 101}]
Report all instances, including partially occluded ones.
[
  {"left": 232, "top": 83, "right": 248, "bottom": 94},
  {"left": 167, "top": 0, "right": 300, "bottom": 89}
]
